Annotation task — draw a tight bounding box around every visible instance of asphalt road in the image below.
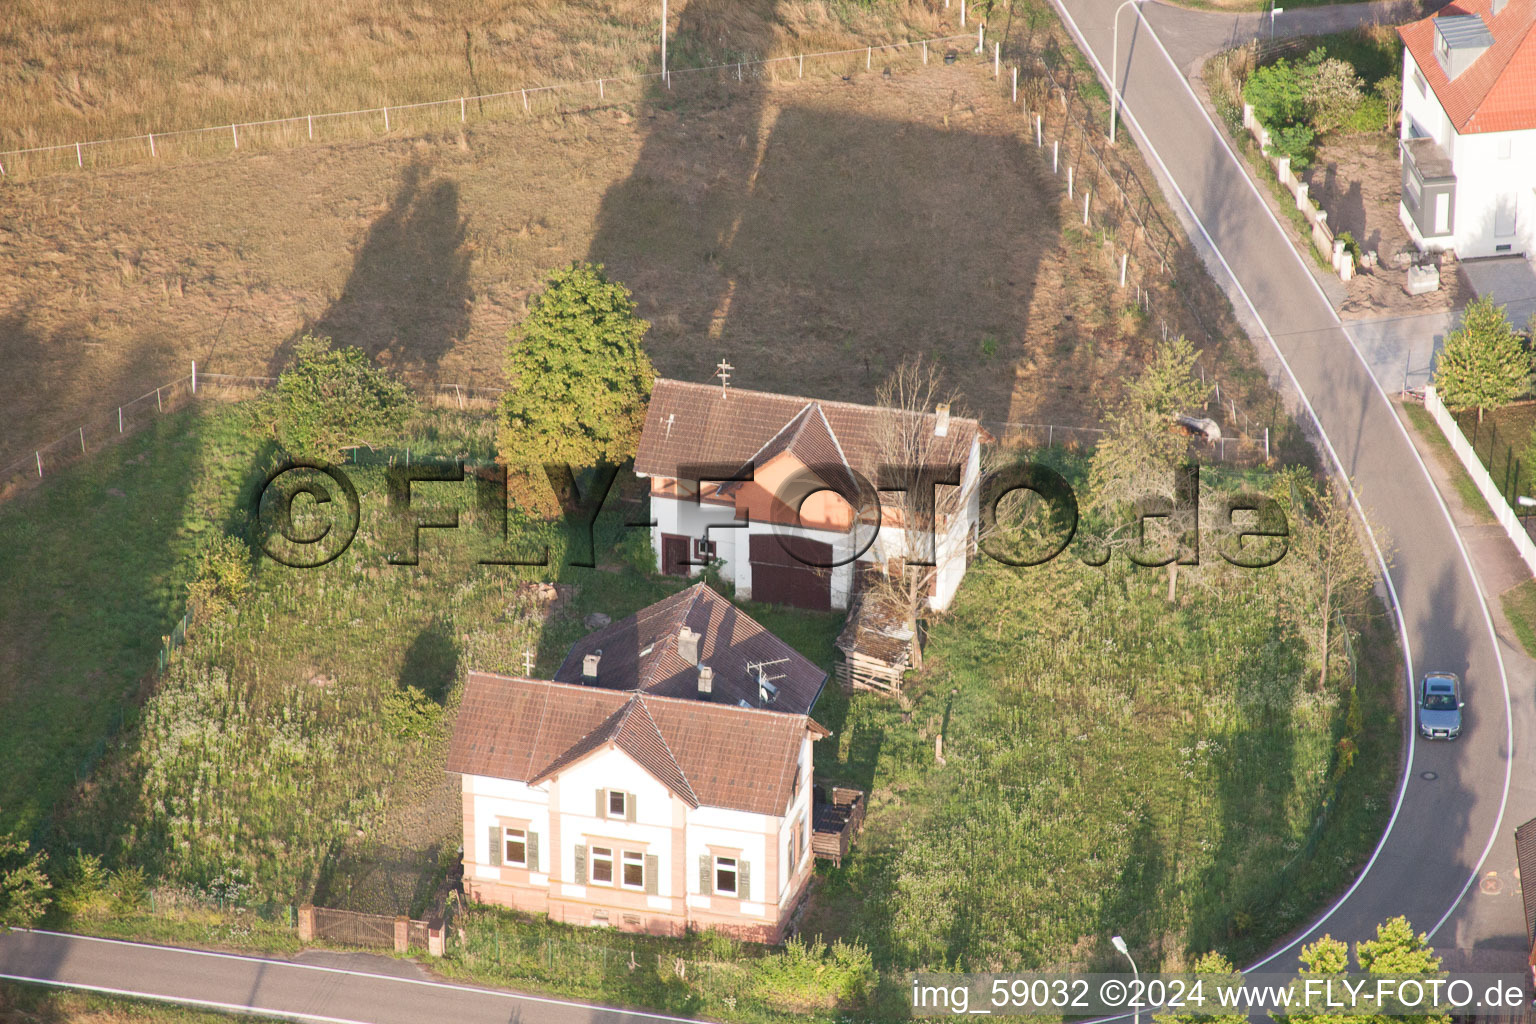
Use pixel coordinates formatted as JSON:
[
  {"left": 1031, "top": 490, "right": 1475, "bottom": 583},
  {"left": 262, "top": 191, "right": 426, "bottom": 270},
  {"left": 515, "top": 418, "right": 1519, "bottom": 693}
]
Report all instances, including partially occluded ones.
[
  {"left": 0, "top": 930, "right": 701, "bottom": 1024},
  {"left": 1053, "top": 0, "right": 1534, "bottom": 972}
]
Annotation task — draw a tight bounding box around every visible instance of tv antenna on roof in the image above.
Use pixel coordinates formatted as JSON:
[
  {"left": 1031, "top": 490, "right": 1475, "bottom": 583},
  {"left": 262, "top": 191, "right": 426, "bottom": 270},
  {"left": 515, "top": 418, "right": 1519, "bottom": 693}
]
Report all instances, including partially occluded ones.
[
  {"left": 523, "top": 650, "right": 535, "bottom": 675},
  {"left": 715, "top": 359, "right": 734, "bottom": 398}
]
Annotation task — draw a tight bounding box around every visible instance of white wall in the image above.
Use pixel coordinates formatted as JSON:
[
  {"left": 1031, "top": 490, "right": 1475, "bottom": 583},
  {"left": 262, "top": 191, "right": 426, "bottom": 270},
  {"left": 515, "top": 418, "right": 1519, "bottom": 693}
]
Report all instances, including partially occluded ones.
[
  {"left": 555, "top": 746, "right": 680, "bottom": 897},
  {"left": 1448, "top": 128, "right": 1535, "bottom": 258},
  {"left": 464, "top": 774, "right": 552, "bottom": 883},
  {"left": 1401, "top": 49, "right": 1535, "bottom": 258}
]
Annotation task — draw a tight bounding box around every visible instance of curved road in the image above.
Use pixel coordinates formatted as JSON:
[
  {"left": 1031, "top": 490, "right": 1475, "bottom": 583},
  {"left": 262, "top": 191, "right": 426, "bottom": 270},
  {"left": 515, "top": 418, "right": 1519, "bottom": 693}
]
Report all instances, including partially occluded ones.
[{"left": 1054, "top": 0, "right": 1535, "bottom": 974}]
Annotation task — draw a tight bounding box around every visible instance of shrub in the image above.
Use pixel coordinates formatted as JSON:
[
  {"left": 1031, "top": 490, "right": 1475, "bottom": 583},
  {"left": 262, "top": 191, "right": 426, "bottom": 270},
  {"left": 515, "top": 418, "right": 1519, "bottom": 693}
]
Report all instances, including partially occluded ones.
[
  {"left": 1305, "top": 56, "right": 1365, "bottom": 133},
  {"left": 275, "top": 333, "right": 412, "bottom": 460},
  {"left": 109, "top": 864, "right": 148, "bottom": 914},
  {"left": 187, "top": 533, "right": 252, "bottom": 620},
  {"left": 1343, "top": 94, "right": 1389, "bottom": 134},
  {"left": 0, "top": 831, "right": 50, "bottom": 928},
  {"left": 56, "top": 851, "right": 111, "bottom": 917},
  {"left": 383, "top": 684, "right": 441, "bottom": 740},
  {"left": 1243, "top": 59, "right": 1307, "bottom": 130},
  {"left": 751, "top": 936, "right": 877, "bottom": 1010}
]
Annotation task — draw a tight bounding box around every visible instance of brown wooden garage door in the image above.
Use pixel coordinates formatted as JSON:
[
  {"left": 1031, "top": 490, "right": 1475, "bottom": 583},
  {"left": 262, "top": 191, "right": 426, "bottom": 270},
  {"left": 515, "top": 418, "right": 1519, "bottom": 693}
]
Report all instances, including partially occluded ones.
[{"left": 750, "top": 534, "right": 832, "bottom": 611}]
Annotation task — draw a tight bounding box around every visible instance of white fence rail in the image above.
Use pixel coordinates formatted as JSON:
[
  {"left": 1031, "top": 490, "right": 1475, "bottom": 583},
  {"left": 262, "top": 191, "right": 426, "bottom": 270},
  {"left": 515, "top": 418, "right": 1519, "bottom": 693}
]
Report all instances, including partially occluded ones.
[
  {"left": 0, "top": 34, "right": 974, "bottom": 179},
  {"left": 1424, "top": 384, "right": 1536, "bottom": 577}
]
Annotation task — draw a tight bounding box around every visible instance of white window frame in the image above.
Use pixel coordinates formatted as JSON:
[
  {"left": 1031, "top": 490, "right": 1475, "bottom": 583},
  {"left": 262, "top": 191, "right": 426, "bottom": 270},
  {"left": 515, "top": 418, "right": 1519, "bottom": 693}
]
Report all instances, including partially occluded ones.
[
  {"left": 608, "top": 790, "right": 627, "bottom": 818},
  {"left": 621, "top": 850, "right": 645, "bottom": 890},
  {"left": 1413, "top": 68, "right": 1427, "bottom": 96},
  {"left": 591, "top": 845, "right": 614, "bottom": 885},
  {"left": 503, "top": 827, "right": 527, "bottom": 868},
  {"left": 714, "top": 855, "right": 739, "bottom": 896},
  {"left": 1497, "top": 137, "right": 1513, "bottom": 159}
]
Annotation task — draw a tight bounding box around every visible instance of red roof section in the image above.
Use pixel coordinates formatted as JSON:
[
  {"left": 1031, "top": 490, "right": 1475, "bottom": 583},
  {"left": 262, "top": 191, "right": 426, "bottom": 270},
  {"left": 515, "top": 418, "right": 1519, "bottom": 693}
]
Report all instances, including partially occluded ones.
[{"left": 1400, "top": 0, "right": 1536, "bottom": 133}]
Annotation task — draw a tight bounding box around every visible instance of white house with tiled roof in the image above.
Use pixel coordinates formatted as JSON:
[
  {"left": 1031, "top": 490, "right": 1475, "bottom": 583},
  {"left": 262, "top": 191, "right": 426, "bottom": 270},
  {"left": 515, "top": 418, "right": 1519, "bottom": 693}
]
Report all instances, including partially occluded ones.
[
  {"left": 447, "top": 585, "right": 830, "bottom": 942},
  {"left": 633, "top": 378, "right": 987, "bottom": 612},
  {"left": 1398, "top": 0, "right": 1536, "bottom": 256}
]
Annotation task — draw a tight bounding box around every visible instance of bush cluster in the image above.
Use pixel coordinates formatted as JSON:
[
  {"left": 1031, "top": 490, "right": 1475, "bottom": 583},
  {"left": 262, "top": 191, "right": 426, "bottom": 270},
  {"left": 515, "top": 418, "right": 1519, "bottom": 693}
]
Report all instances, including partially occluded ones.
[{"left": 1241, "top": 48, "right": 1398, "bottom": 168}]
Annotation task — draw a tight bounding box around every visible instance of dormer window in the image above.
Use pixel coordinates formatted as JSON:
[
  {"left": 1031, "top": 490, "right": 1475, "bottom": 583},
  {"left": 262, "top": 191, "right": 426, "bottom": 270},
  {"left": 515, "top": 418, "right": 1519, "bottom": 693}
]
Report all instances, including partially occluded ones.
[{"left": 1433, "top": 15, "right": 1494, "bottom": 79}]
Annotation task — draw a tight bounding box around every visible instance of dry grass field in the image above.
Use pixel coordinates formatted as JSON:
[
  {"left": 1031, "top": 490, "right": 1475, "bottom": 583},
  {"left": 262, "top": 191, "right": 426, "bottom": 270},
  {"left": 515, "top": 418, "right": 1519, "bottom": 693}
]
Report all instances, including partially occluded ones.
[
  {"left": 0, "top": 60, "right": 1262, "bottom": 471},
  {"left": 0, "top": 0, "right": 940, "bottom": 154}
]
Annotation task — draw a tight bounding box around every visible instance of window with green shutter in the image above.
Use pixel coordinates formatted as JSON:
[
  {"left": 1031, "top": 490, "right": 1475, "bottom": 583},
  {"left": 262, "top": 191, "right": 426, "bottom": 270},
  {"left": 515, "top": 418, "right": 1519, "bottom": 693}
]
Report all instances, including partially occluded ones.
[
  {"left": 596, "top": 789, "right": 606, "bottom": 818},
  {"left": 739, "top": 860, "right": 751, "bottom": 901},
  {"left": 625, "top": 794, "right": 636, "bottom": 822},
  {"left": 698, "top": 854, "right": 712, "bottom": 895},
  {"left": 487, "top": 825, "right": 501, "bottom": 867},
  {"left": 644, "top": 854, "right": 659, "bottom": 895},
  {"left": 574, "top": 843, "right": 587, "bottom": 881},
  {"left": 527, "top": 831, "right": 540, "bottom": 873}
]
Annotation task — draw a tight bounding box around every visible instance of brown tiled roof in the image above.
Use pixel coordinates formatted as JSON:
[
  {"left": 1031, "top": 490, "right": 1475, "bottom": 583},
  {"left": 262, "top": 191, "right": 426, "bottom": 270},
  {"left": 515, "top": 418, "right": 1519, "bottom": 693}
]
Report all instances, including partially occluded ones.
[
  {"left": 553, "top": 583, "right": 828, "bottom": 714},
  {"left": 716, "top": 402, "right": 864, "bottom": 505},
  {"left": 447, "top": 673, "right": 827, "bottom": 815},
  {"left": 635, "top": 378, "right": 982, "bottom": 497},
  {"left": 1401, "top": 0, "right": 1536, "bottom": 133}
]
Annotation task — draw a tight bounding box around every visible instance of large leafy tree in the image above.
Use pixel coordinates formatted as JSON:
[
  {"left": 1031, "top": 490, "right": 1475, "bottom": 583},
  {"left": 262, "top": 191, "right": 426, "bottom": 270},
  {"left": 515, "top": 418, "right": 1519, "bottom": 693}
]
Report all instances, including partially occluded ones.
[
  {"left": 1432, "top": 296, "right": 1529, "bottom": 422},
  {"left": 275, "top": 333, "right": 413, "bottom": 459},
  {"left": 497, "top": 262, "right": 656, "bottom": 516}
]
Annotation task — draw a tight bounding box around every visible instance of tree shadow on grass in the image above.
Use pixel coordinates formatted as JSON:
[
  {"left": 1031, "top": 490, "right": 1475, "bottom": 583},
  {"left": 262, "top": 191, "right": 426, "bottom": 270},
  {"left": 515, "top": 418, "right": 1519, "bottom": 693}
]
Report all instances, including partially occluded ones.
[
  {"left": 272, "top": 162, "right": 471, "bottom": 377},
  {"left": 399, "top": 619, "right": 459, "bottom": 704}
]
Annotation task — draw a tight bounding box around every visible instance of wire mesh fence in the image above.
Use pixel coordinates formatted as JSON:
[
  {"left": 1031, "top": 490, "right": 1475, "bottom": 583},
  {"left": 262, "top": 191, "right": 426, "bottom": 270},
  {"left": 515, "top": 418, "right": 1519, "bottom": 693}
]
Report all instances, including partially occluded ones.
[{"left": 0, "top": 34, "right": 974, "bottom": 180}]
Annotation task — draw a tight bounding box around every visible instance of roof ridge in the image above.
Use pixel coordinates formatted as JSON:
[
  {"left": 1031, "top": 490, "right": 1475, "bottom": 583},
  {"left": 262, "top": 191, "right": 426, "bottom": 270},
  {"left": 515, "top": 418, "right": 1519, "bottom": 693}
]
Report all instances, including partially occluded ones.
[
  {"left": 655, "top": 378, "right": 981, "bottom": 428},
  {"left": 636, "top": 584, "right": 708, "bottom": 692},
  {"left": 630, "top": 695, "right": 699, "bottom": 805}
]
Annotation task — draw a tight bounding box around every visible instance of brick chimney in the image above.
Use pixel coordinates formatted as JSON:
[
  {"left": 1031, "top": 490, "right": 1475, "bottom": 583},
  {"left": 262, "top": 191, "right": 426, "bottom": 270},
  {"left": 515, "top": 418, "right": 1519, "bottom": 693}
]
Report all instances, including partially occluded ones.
[
  {"left": 934, "top": 403, "right": 951, "bottom": 437},
  {"left": 697, "top": 664, "right": 714, "bottom": 696},
  {"left": 582, "top": 650, "right": 602, "bottom": 682}
]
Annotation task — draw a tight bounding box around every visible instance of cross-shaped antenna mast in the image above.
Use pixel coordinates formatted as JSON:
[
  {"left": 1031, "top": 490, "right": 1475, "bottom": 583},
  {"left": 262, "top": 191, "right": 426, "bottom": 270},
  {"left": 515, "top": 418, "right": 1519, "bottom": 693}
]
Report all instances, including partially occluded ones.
[
  {"left": 715, "top": 359, "right": 734, "bottom": 398},
  {"left": 665, "top": 413, "right": 675, "bottom": 438},
  {"left": 523, "top": 649, "right": 536, "bottom": 676}
]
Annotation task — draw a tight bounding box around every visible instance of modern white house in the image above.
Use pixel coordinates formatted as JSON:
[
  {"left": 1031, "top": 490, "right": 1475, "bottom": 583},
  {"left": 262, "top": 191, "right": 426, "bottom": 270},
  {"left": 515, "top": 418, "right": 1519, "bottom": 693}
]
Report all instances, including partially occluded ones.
[
  {"left": 632, "top": 378, "right": 988, "bottom": 612},
  {"left": 447, "top": 584, "right": 831, "bottom": 942},
  {"left": 1398, "top": 0, "right": 1536, "bottom": 258}
]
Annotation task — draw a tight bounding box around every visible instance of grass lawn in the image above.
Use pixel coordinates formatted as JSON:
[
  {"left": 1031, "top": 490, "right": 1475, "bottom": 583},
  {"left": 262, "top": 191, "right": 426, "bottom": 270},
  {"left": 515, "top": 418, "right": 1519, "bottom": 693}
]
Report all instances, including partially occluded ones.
[
  {"left": 801, "top": 461, "right": 1399, "bottom": 988},
  {"left": 1399, "top": 401, "right": 1496, "bottom": 524},
  {"left": 1448, "top": 401, "right": 1536, "bottom": 511},
  {"left": 1500, "top": 578, "right": 1536, "bottom": 661},
  {"left": 0, "top": 983, "right": 243, "bottom": 1024}
]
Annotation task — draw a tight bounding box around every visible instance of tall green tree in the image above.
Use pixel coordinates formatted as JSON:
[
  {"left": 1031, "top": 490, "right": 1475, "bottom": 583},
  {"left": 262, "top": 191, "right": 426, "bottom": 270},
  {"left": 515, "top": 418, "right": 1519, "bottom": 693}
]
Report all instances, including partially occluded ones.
[
  {"left": 497, "top": 261, "right": 656, "bottom": 516},
  {"left": 1088, "top": 335, "right": 1209, "bottom": 514},
  {"left": 1432, "top": 296, "right": 1529, "bottom": 422},
  {"left": 274, "top": 333, "right": 413, "bottom": 459}
]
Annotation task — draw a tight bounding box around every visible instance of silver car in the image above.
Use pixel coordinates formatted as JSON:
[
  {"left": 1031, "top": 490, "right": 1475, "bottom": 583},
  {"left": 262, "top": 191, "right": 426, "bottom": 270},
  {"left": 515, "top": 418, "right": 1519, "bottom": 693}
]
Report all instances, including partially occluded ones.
[{"left": 1418, "top": 673, "right": 1464, "bottom": 740}]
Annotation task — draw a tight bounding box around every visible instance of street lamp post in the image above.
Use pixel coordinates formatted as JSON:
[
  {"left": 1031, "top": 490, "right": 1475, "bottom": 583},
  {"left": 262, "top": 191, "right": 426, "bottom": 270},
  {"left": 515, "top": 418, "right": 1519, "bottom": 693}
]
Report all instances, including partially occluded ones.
[
  {"left": 661, "top": 0, "right": 668, "bottom": 84},
  {"left": 1109, "top": 0, "right": 1142, "bottom": 145},
  {"left": 1112, "top": 935, "right": 1140, "bottom": 1024}
]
